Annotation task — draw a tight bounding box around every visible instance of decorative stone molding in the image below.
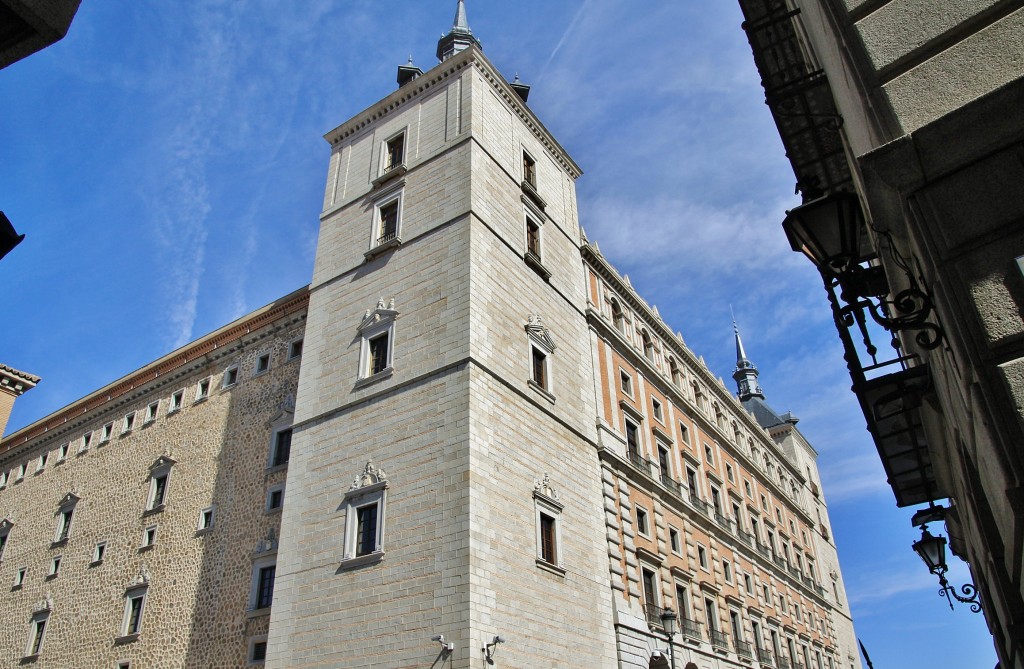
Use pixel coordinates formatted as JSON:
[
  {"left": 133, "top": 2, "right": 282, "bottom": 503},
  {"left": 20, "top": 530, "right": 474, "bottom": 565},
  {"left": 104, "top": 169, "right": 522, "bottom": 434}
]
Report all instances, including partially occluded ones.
[
  {"left": 127, "top": 565, "right": 150, "bottom": 590},
  {"left": 57, "top": 491, "right": 80, "bottom": 508},
  {"left": 350, "top": 460, "right": 388, "bottom": 491},
  {"left": 533, "top": 473, "right": 560, "bottom": 504},
  {"left": 525, "top": 315, "right": 556, "bottom": 353},
  {"left": 149, "top": 455, "right": 176, "bottom": 472},
  {"left": 359, "top": 298, "right": 399, "bottom": 334},
  {"left": 255, "top": 527, "right": 277, "bottom": 555},
  {"left": 33, "top": 592, "right": 54, "bottom": 614}
]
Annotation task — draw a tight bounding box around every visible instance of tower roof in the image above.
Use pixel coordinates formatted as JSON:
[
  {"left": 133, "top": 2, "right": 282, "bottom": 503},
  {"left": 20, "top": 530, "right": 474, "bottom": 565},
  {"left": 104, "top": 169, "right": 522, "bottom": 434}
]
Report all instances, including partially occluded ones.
[
  {"left": 437, "top": 0, "right": 481, "bottom": 62},
  {"left": 732, "top": 321, "right": 764, "bottom": 402}
]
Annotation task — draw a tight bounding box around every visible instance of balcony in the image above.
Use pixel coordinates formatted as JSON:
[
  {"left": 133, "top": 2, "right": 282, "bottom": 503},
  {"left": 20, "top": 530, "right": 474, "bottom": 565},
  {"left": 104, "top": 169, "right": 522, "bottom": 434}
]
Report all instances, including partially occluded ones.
[
  {"left": 777, "top": 655, "right": 792, "bottom": 669},
  {"left": 756, "top": 647, "right": 775, "bottom": 667},
  {"left": 738, "top": 529, "right": 755, "bottom": 547},
  {"left": 756, "top": 543, "right": 772, "bottom": 559},
  {"left": 661, "top": 474, "right": 683, "bottom": 497},
  {"left": 709, "top": 629, "right": 730, "bottom": 651},
  {"left": 680, "top": 617, "right": 702, "bottom": 641},
  {"left": 690, "top": 496, "right": 710, "bottom": 516},
  {"left": 736, "top": 640, "right": 754, "bottom": 660},
  {"left": 627, "top": 450, "right": 652, "bottom": 476},
  {"left": 713, "top": 510, "right": 733, "bottom": 530},
  {"left": 644, "top": 603, "right": 664, "bottom": 629}
]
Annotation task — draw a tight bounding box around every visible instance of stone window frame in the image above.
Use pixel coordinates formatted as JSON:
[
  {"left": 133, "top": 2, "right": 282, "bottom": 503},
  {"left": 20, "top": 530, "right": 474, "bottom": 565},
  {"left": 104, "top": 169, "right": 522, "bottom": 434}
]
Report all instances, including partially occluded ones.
[
  {"left": 24, "top": 606, "right": 50, "bottom": 659},
  {"left": 53, "top": 492, "right": 80, "bottom": 546},
  {"left": 47, "top": 555, "right": 61, "bottom": 579},
  {"left": 118, "top": 583, "right": 148, "bottom": 642},
  {"left": 652, "top": 397, "right": 664, "bottom": 423},
  {"left": 533, "top": 474, "right": 565, "bottom": 575},
  {"left": 248, "top": 634, "right": 269, "bottom": 665},
  {"left": 669, "top": 525, "right": 682, "bottom": 556},
  {"left": 92, "top": 541, "right": 107, "bottom": 566},
  {"left": 380, "top": 128, "right": 408, "bottom": 177},
  {"left": 266, "top": 407, "right": 294, "bottom": 472},
  {"left": 697, "top": 543, "right": 709, "bottom": 571},
  {"left": 140, "top": 525, "right": 157, "bottom": 550},
  {"left": 194, "top": 377, "right": 211, "bottom": 403},
  {"left": 57, "top": 443, "right": 69, "bottom": 462},
  {"left": 13, "top": 566, "right": 27, "bottom": 588},
  {"left": 0, "top": 518, "right": 11, "bottom": 562},
  {"left": 0, "top": 469, "right": 7, "bottom": 488},
  {"left": 99, "top": 421, "right": 114, "bottom": 444},
  {"left": 222, "top": 364, "right": 239, "bottom": 389},
  {"left": 121, "top": 411, "right": 136, "bottom": 435},
  {"left": 265, "top": 483, "right": 285, "bottom": 514},
  {"left": 356, "top": 298, "right": 399, "bottom": 385},
  {"left": 525, "top": 314, "right": 556, "bottom": 402},
  {"left": 197, "top": 506, "right": 215, "bottom": 533},
  {"left": 287, "top": 338, "right": 303, "bottom": 361},
  {"left": 619, "top": 368, "right": 634, "bottom": 398},
  {"left": 144, "top": 400, "right": 160, "bottom": 424},
  {"left": 522, "top": 198, "right": 552, "bottom": 280},
  {"left": 168, "top": 389, "right": 184, "bottom": 414},
  {"left": 340, "top": 461, "right": 388, "bottom": 569},
  {"left": 364, "top": 181, "right": 405, "bottom": 259},
  {"left": 249, "top": 556, "right": 277, "bottom": 613},
  {"left": 635, "top": 505, "right": 651, "bottom": 538},
  {"left": 34, "top": 450, "right": 48, "bottom": 474},
  {"left": 145, "top": 455, "right": 175, "bottom": 514},
  {"left": 253, "top": 352, "right": 272, "bottom": 377}
]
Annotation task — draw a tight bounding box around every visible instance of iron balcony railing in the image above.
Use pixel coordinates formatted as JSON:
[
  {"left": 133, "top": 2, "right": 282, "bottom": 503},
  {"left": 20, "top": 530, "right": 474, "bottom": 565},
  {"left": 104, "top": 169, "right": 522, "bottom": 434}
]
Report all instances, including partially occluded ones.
[
  {"left": 661, "top": 474, "right": 683, "bottom": 497},
  {"left": 709, "top": 629, "right": 729, "bottom": 650},
  {"left": 690, "top": 495, "right": 710, "bottom": 516},
  {"left": 756, "top": 542, "right": 772, "bottom": 559},
  {"left": 773, "top": 555, "right": 787, "bottom": 568},
  {"left": 777, "top": 655, "right": 792, "bottom": 669},
  {"left": 736, "top": 640, "right": 753, "bottom": 659},
  {"left": 680, "top": 616, "right": 702, "bottom": 641},
  {"left": 627, "top": 450, "right": 650, "bottom": 475},
  {"left": 713, "top": 509, "right": 732, "bottom": 529},
  {"left": 757, "top": 647, "right": 775, "bottom": 667},
  {"left": 376, "top": 231, "right": 397, "bottom": 246},
  {"left": 644, "top": 603, "right": 665, "bottom": 629},
  {"left": 738, "top": 529, "right": 755, "bottom": 547}
]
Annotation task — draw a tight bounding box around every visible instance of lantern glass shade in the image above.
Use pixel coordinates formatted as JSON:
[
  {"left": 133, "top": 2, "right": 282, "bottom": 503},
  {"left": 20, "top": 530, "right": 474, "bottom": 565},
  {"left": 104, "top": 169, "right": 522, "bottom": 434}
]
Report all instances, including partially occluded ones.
[
  {"left": 912, "top": 526, "right": 948, "bottom": 575},
  {"left": 660, "top": 608, "right": 677, "bottom": 636},
  {"left": 782, "top": 192, "right": 867, "bottom": 276}
]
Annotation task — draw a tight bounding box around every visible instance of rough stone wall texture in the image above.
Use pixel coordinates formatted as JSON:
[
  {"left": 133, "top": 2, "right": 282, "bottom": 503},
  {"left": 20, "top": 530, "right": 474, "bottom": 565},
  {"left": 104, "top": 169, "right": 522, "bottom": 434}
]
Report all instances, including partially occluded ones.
[{"left": 0, "top": 313, "right": 304, "bottom": 668}]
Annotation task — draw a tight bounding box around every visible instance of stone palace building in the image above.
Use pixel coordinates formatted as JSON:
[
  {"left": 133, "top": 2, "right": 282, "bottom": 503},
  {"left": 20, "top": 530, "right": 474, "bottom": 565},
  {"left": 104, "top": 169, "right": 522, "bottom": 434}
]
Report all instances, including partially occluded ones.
[{"left": 0, "top": 4, "right": 860, "bottom": 668}]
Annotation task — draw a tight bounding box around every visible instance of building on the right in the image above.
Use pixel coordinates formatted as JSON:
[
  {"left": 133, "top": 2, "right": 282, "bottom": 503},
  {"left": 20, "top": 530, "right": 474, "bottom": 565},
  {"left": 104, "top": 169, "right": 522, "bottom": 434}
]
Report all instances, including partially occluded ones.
[{"left": 735, "top": 1, "right": 1024, "bottom": 666}]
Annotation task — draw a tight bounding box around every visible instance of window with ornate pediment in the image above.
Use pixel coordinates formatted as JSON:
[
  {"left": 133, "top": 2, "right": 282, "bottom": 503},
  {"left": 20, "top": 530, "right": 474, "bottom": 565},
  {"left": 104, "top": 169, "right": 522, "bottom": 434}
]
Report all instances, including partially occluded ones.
[
  {"left": 526, "top": 314, "right": 556, "bottom": 400},
  {"left": 145, "top": 456, "right": 176, "bottom": 513},
  {"left": 118, "top": 567, "right": 150, "bottom": 642},
  {"left": 53, "top": 492, "right": 80, "bottom": 545},
  {"left": 340, "top": 460, "right": 389, "bottom": 568},
  {"left": 266, "top": 399, "right": 295, "bottom": 470},
  {"left": 24, "top": 595, "right": 52, "bottom": 659},
  {"left": 357, "top": 298, "right": 398, "bottom": 383},
  {"left": 533, "top": 474, "right": 564, "bottom": 574}
]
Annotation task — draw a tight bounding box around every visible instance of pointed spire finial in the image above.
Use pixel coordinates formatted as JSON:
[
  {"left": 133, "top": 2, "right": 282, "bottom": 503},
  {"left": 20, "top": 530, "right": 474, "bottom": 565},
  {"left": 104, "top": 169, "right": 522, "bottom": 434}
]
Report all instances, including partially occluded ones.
[
  {"left": 731, "top": 319, "right": 764, "bottom": 401},
  {"left": 437, "top": 0, "right": 481, "bottom": 61}
]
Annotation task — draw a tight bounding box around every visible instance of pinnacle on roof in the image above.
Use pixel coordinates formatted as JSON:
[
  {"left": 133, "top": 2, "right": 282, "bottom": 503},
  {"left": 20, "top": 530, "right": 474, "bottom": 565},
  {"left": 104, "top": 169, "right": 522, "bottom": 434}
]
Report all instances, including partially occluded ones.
[
  {"left": 437, "top": 0, "right": 481, "bottom": 62},
  {"left": 731, "top": 321, "right": 764, "bottom": 401}
]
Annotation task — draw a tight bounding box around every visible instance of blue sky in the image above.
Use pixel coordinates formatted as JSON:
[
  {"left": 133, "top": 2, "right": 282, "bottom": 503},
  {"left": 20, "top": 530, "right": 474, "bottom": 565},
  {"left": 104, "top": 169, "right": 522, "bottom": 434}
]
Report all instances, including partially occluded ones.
[{"left": 0, "top": 1, "right": 995, "bottom": 666}]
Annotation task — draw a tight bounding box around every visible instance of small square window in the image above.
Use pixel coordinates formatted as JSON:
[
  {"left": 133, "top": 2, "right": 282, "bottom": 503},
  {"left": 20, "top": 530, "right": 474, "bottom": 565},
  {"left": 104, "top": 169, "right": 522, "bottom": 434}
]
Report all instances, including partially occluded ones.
[
  {"left": 144, "top": 401, "right": 159, "bottom": 423},
  {"left": 620, "top": 370, "right": 633, "bottom": 397},
  {"left": 254, "top": 353, "right": 271, "bottom": 376},
  {"left": 652, "top": 398, "right": 663, "bottom": 422},
  {"left": 636, "top": 506, "right": 649, "bottom": 536},
  {"left": 266, "top": 485, "right": 285, "bottom": 512},
  {"left": 288, "top": 339, "right": 303, "bottom": 360},
  {"left": 93, "top": 541, "right": 107, "bottom": 564},
  {"left": 223, "top": 366, "right": 239, "bottom": 388},
  {"left": 142, "top": 526, "right": 157, "bottom": 548},
  {"left": 198, "top": 507, "right": 215, "bottom": 531},
  {"left": 100, "top": 422, "right": 113, "bottom": 443},
  {"left": 195, "top": 378, "right": 211, "bottom": 402},
  {"left": 169, "top": 390, "right": 184, "bottom": 413},
  {"left": 250, "top": 638, "right": 268, "bottom": 664},
  {"left": 58, "top": 443, "right": 69, "bottom": 460}
]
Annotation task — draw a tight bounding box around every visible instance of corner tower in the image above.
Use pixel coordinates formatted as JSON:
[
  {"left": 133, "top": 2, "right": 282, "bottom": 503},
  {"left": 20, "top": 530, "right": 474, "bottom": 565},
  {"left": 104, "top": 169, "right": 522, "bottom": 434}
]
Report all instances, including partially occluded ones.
[{"left": 269, "top": 4, "right": 617, "bottom": 667}]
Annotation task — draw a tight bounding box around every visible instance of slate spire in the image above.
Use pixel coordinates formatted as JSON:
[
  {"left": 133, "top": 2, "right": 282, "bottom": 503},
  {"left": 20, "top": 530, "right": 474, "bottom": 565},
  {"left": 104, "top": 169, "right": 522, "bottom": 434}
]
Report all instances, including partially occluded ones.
[
  {"left": 732, "top": 321, "right": 764, "bottom": 401},
  {"left": 437, "top": 0, "right": 481, "bottom": 62}
]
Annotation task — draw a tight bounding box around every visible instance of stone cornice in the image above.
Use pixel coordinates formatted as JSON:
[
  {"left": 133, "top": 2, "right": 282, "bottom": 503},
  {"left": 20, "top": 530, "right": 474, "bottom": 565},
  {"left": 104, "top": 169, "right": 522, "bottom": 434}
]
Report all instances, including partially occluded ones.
[
  {"left": 322, "top": 45, "right": 582, "bottom": 180},
  {"left": 0, "top": 287, "right": 309, "bottom": 457},
  {"left": 0, "top": 365, "right": 40, "bottom": 396}
]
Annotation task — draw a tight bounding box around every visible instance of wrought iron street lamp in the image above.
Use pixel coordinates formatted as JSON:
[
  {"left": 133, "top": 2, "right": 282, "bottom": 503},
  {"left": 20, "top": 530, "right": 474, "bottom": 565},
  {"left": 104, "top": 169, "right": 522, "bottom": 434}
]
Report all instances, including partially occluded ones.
[
  {"left": 912, "top": 525, "right": 981, "bottom": 612},
  {"left": 782, "top": 191, "right": 870, "bottom": 277},
  {"left": 660, "top": 608, "right": 677, "bottom": 669}
]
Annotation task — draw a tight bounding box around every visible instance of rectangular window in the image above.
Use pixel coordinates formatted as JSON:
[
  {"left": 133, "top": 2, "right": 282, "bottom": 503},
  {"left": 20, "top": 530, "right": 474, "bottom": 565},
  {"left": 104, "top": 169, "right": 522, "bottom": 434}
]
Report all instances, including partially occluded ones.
[
  {"left": 199, "top": 507, "right": 215, "bottom": 531},
  {"left": 697, "top": 544, "right": 708, "bottom": 569},
  {"left": 669, "top": 527, "right": 681, "bottom": 554},
  {"left": 744, "top": 573, "right": 753, "bottom": 593},
  {"left": 625, "top": 418, "right": 640, "bottom": 458},
  {"left": 37, "top": 452, "right": 48, "bottom": 471},
  {"left": 271, "top": 428, "right": 292, "bottom": 468},
  {"left": 56, "top": 508, "right": 73, "bottom": 542},
  {"left": 355, "top": 504, "right": 379, "bottom": 557},
  {"left": 142, "top": 526, "right": 157, "bottom": 547},
  {"left": 223, "top": 366, "right": 239, "bottom": 388},
  {"left": 679, "top": 422, "right": 690, "bottom": 445},
  {"left": 250, "top": 639, "right": 268, "bottom": 664},
  {"left": 385, "top": 133, "right": 405, "bottom": 171},
  {"left": 369, "top": 333, "right": 390, "bottom": 376},
  {"left": 642, "top": 567, "right": 659, "bottom": 609},
  {"left": 530, "top": 346, "right": 548, "bottom": 389},
  {"left": 704, "top": 443, "right": 714, "bottom": 466},
  {"left": 266, "top": 486, "right": 285, "bottom": 512},
  {"left": 726, "top": 463, "right": 734, "bottom": 482},
  {"left": 526, "top": 217, "right": 541, "bottom": 258},
  {"left": 744, "top": 479, "right": 752, "bottom": 496},
  {"left": 723, "top": 559, "right": 732, "bottom": 582},
  {"left": 620, "top": 370, "right": 633, "bottom": 397},
  {"left": 58, "top": 443, "right": 69, "bottom": 460},
  {"left": 254, "top": 353, "right": 271, "bottom": 376},
  {"left": 523, "top": 151, "right": 536, "bottom": 187},
  {"left": 100, "top": 422, "right": 113, "bottom": 442},
  {"left": 652, "top": 398, "right": 663, "bottom": 422},
  {"left": 170, "top": 390, "right": 184, "bottom": 412},
  {"left": 150, "top": 474, "right": 168, "bottom": 509},
  {"left": 27, "top": 616, "right": 47, "bottom": 656},
  {"left": 0, "top": 531, "right": 7, "bottom": 561},
  {"left": 195, "top": 378, "right": 211, "bottom": 401},
  {"left": 123, "top": 591, "right": 146, "bottom": 636},
  {"left": 378, "top": 201, "right": 399, "bottom": 245},
  {"left": 14, "top": 567, "right": 27, "bottom": 587},
  {"left": 635, "top": 506, "right": 649, "bottom": 536},
  {"left": 539, "top": 512, "right": 557, "bottom": 564},
  {"left": 288, "top": 339, "right": 303, "bottom": 360},
  {"left": 49, "top": 556, "right": 61, "bottom": 577},
  {"left": 145, "top": 401, "right": 159, "bottom": 423},
  {"left": 93, "top": 541, "right": 106, "bottom": 564},
  {"left": 122, "top": 412, "right": 135, "bottom": 434},
  {"left": 80, "top": 432, "right": 93, "bottom": 452},
  {"left": 256, "top": 564, "right": 276, "bottom": 609}
]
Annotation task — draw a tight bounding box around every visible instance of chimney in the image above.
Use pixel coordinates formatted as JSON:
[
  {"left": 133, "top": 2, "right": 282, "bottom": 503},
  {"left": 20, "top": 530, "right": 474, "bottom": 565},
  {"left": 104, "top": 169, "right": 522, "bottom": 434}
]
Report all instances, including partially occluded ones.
[{"left": 0, "top": 364, "right": 40, "bottom": 437}]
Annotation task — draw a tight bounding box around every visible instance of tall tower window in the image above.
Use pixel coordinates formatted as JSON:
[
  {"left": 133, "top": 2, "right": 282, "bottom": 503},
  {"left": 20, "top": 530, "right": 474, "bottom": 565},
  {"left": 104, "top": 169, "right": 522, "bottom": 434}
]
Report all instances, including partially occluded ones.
[
  {"left": 526, "top": 217, "right": 541, "bottom": 257},
  {"left": 384, "top": 133, "right": 405, "bottom": 172},
  {"left": 356, "top": 298, "right": 398, "bottom": 383},
  {"left": 522, "top": 151, "right": 536, "bottom": 187},
  {"left": 378, "top": 201, "right": 399, "bottom": 245}
]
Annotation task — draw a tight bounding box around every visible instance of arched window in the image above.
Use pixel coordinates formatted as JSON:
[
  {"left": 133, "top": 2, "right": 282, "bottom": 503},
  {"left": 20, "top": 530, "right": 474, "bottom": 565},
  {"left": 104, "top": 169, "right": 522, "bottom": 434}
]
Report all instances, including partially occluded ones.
[
  {"left": 642, "top": 330, "right": 655, "bottom": 363},
  {"left": 669, "top": 357, "right": 681, "bottom": 387},
  {"left": 611, "top": 299, "right": 625, "bottom": 334}
]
